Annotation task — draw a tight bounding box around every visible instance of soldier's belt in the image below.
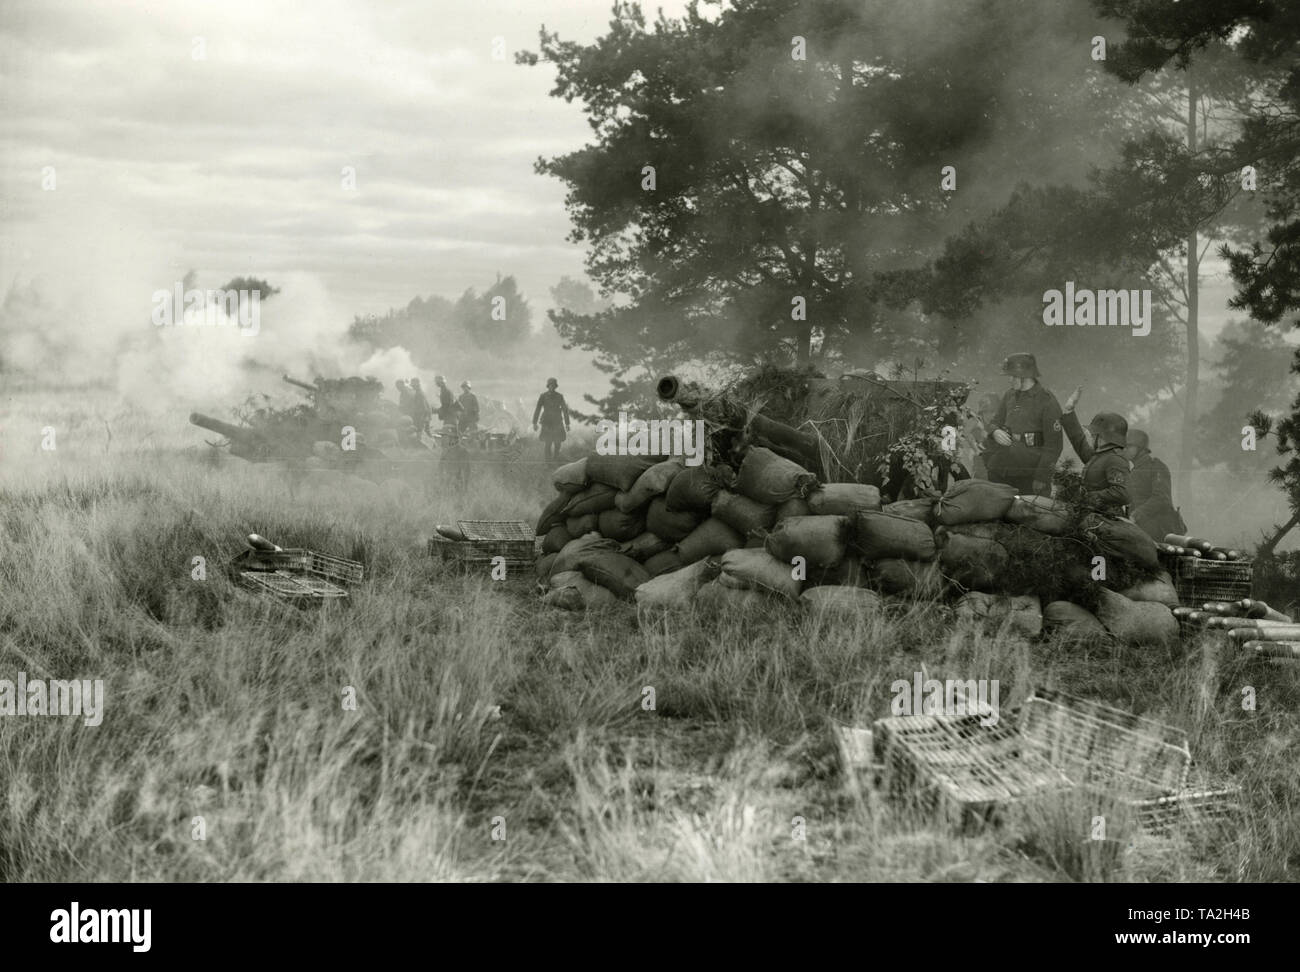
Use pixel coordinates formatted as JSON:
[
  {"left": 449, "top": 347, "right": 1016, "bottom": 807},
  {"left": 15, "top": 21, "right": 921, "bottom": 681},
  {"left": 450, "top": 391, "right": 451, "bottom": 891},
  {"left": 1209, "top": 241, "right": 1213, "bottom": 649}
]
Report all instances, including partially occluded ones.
[{"left": 1010, "top": 432, "right": 1040, "bottom": 447}]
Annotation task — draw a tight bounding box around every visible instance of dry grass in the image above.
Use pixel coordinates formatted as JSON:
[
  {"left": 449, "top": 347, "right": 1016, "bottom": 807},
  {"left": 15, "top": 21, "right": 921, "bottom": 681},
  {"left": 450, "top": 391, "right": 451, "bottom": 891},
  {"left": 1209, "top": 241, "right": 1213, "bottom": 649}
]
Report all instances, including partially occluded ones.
[{"left": 1, "top": 390, "right": 1297, "bottom": 882}]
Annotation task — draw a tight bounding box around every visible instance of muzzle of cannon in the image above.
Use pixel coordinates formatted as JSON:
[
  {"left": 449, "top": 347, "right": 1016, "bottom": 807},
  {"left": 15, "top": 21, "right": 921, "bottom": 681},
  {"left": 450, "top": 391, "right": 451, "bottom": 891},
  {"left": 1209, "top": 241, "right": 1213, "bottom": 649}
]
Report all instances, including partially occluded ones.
[
  {"left": 190, "top": 412, "right": 273, "bottom": 461},
  {"left": 657, "top": 374, "right": 822, "bottom": 471},
  {"left": 282, "top": 375, "right": 317, "bottom": 393}
]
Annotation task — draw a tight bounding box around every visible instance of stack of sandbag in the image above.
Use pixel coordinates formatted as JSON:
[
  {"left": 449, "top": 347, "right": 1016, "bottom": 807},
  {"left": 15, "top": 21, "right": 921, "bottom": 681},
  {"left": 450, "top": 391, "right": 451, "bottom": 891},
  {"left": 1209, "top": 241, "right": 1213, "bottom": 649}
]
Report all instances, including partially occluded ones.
[{"left": 954, "top": 592, "right": 1042, "bottom": 639}]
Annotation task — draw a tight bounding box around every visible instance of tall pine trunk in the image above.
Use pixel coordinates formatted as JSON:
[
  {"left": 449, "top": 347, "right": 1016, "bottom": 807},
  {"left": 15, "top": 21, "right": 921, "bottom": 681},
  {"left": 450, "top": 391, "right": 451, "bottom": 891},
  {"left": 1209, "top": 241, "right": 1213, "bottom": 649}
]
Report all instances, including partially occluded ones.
[{"left": 1180, "top": 76, "right": 1200, "bottom": 509}]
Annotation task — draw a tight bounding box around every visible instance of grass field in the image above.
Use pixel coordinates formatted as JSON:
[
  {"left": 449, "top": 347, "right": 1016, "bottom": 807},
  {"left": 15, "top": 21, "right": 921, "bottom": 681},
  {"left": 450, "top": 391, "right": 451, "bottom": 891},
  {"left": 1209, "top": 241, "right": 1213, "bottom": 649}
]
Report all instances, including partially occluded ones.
[{"left": 1, "top": 391, "right": 1298, "bottom": 882}]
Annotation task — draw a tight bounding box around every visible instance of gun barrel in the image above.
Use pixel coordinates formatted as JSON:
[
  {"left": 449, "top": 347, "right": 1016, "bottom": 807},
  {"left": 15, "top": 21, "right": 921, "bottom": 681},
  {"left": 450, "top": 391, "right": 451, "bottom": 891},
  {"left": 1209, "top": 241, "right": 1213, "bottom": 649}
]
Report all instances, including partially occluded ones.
[
  {"left": 282, "top": 375, "right": 317, "bottom": 393},
  {"left": 190, "top": 412, "right": 252, "bottom": 440}
]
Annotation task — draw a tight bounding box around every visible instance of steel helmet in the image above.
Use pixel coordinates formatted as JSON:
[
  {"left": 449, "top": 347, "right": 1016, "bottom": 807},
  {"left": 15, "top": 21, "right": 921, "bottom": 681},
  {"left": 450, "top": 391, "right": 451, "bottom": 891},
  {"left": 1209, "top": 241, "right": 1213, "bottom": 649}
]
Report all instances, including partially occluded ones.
[
  {"left": 1000, "top": 353, "right": 1040, "bottom": 379},
  {"left": 546, "top": 377, "right": 558, "bottom": 388},
  {"left": 461, "top": 380, "right": 472, "bottom": 390},
  {"left": 1088, "top": 412, "right": 1128, "bottom": 448},
  {"left": 1127, "top": 428, "right": 1150, "bottom": 452}
]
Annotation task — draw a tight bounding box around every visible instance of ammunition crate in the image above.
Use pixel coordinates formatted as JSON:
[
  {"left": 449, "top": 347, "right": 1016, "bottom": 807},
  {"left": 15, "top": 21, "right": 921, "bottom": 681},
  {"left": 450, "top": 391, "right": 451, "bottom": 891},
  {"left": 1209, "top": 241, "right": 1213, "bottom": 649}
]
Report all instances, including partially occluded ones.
[
  {"left": 1168, "top": 556, "right": 1253, "bottom": 606},
  {"left": 230, "top": 546, "right": 363, "bottom": 607},
  {"left": 429, "top": 520, "right": 539, "bottom": 569}
]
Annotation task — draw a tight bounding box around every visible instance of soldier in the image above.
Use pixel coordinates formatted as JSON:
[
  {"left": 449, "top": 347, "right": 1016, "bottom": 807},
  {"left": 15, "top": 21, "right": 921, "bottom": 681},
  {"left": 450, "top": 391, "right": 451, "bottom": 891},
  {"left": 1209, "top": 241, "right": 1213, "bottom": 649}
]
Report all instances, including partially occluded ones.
[
  {"left": 984, "top": 353, "right": 1063, "bottom": 496},
  {"left": 433, "top": 375, "right": 459, "bottom": 426},
  {"left": 1123, "top": 428, "right": 1186, "bottom": 539},
  {"left": 1060, "top": 386, "right": 1130, "bottom": 515},
  {"left": 533, "top": 377, "right": 570, "bottom": 461},
  {"left": 457, "top": 380, "right": 480, "bottom": 436},
  {"left": 394, "top": 379, "right": 412, "bottom": 417},
  {"left": 407, "top": 378, "right": 432, "bottom": 436}
]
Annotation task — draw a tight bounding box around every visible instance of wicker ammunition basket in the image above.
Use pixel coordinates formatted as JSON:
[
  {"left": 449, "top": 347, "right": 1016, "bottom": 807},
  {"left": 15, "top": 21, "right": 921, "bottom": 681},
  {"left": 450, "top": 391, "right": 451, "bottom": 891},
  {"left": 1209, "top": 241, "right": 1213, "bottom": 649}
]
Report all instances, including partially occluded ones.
[
  {"left": 1129, "top": 779, "right": 1243, "bottom": 838},
  {"left": 873, "top": 712, "right": 1072, "bottom": 825},
  {"left": 429, "top": 519, "right": 539, "bottom": 569},
  {"left": 1168, "top": 555, "right": 1253, "bottom": 606},
  {"left": 230, "top": 545, "right": 363, "bottom": 607}
]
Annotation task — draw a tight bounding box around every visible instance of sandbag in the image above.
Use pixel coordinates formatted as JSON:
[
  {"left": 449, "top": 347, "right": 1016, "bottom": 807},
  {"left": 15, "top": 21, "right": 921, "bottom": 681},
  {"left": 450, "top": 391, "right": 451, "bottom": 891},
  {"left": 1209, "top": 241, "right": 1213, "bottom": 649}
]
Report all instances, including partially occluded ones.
[
  {"left": 939, "top": 533, "right": 1008, "bottom": 592},
  {"left": 808, "top": 483, "right": 882, "bottom": 517},
  {"left": 694, "top": 579, "right": 774, "bottom": 613},
  {"left": 736, "top": 447, "right": 817, "bottom": 505},
  {"left": 1084, "top": 514, "right": 1160, "bottom": 570},
  {"left": 718, "top": 547, "right": 802, "bottom": 599},
  {"left": 853, "top": 512, "right": 937, "bottom": 561},
  {"left": 618, "top": 458, "right": 685, "bottom": 512},
  {"left": 775, "top": 496, "right": 812, "bottom": 520},
  {"left": 551, "top": 458, "right": 589, "bottom": 494},
  {"left": 882, "top": 498, "right": 936, "bottom": 524},
  {"left": 821, "top": 556, "right": 870, "bottom": 588},
  {"left": 1005, "top": 494, "right": 1072, "bottom": 535},
  {"left": 635, "top": 558, "right": 719, "bottom": 611},
  {"left": 801, "top": 586, "right": 884, "bottom": 620},
  {"left": 646, "top": 496, "right": 705, "bottom": 543},
  {"left": 552, "top": 533, "right": 620, "bottom": 575},
  {"left": 764, "top": 515, "right": 852, "bottom": 569},
  {"left": 565, "top": 513, "right": 599, "bottom": 538},
  {"left": 954, "top": 592, "right": 1042, "bottom": 639},
  {"left": 676, "top": 517, "right": 744, "bottom": 565},
  {"left": 564, "top": 483, "right": 619, "bottom": 518},
  {"left": 1118, "top": 569, "right": 1179, "bottom": 607},
  {"left": 745, "top": 530, "right": 770, "bottom": 549},
  {"left": 576, "top": 550, "right": 651, "bottom": 600},
  {"left": 865, "top": 559, "right": 946, "bottom": 598},
  {"left": 619, "top": 531, "right": 671, "bottom": 562},
  {"left": 585, "top": 453, "right": 656, "bottom": 492},
  {"left": 711, "top": 490, "right": 777, "bottom": 535},
  {"left": 535, "top": 552, "right": 558, "bottom": 583},
  {"left": 1095, "top": 588, "right": 1179, "bottom": 647},
  {"left": 536, "top": 492, "right": 571, "bottom": 535},
  {"left": 542, "top": 525, "right": 573, "bottom": 555},
  {"left": 1043, "top": 600, "right": 1107, "bottom": 640},
  {"left": 597, "top": 508, "right": 646, "bottom": 543},
  {"left": 643, "top": 549, "right": 684, "bottom": 577},
  {"left": 665, "top": 464, "right": 736, "bottom": 512},
  {"left": 546, "top": 571, "right": 619, "bottom": 609},
  {"left": 936, "top": 479, "right": 1018, "bottom": 526}
]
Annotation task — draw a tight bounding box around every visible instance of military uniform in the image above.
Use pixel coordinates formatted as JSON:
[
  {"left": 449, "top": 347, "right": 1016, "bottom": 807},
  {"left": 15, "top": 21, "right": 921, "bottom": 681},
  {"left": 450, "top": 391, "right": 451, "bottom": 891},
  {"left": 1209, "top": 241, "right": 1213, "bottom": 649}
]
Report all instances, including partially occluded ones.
[
  {"left": 985, "top": 383, "right": 1064, "bottom": 495},
  {"left": 458, "top": 389, "right": 480, "bottom": 434},
  {"left": 1129, "top": 451, "right": 1184, "bottom": 540},
  {"left": 1060, "top": 410, "right": 1130, "bottom": 514}
]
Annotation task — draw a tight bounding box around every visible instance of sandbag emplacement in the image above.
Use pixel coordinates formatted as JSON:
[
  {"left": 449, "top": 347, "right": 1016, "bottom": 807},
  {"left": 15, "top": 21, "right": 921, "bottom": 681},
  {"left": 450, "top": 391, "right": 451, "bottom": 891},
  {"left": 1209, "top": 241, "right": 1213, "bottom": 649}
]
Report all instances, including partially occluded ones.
[
  {"left": 936, "top": 479, "right": 1018, "bottom": 526},
  {"left": 1095, "top": 588, "right": 1179, "bottom": 647},
  {"left": 644, "top": 549, "right": 684, "bottom": 577},
  {"left": 694, "top": 579, "right": 779, "bottom": 613},
  {"left": 866, "top": 559, "right": 947, "bottom": 598},
  {"left": 852, "top": 512, "right": 937, "bottom": 561},
  {"left": 954, "top": 592, "right": 1042, "bottom": 639},
  {"left": 564, "top": 483, "right": 620, "bottom": 518},
  {"left": 711, "top": 490, "right": 777, "bottom": 535},
  {"left": 546, "top": 571, "right": 619, "bottom": 610},
  {"left": 585, "top": 453, "right": 656, "bottom": 492},
  {"left": 939, "top": 533, "right": 1009, "bottom": 592},
  {"left": 553, "top": 534, "right": 620, "bottom": 575},
  {"left": 646, "top": 496, "right": 705, "bottom": 543},
  {"left": 551, "top": 458, "right": 589, "bottom": 494},
  {"left": 635, "top": 558, "right": 720, "bottom": 611},
  {"left": 665, "top": 464, "right": 737, "bottom": 512},
  {"left": 718, "top": 547, "right": 802, "bottom": 599},
  {"left": 542, "top": 525, "right": 573, "bottom": 555},
  {"left": 1118, "top": 570, "right": 1179, "bottom": 607},
  {"left": 764, "top": 515, "right": 852, "bottom": 569},
  {"left": 882, "top": 498, "right": 936, "bottom": 524},
  {"left": 801, "top": 586, "right": 884, "bottom": 621},
  {"left": 1043, "top": 600, "right": 1107, "bottom": 640},
  {"left": 576, "top": 550, "right": 651, "bottom": 600},
  {"left": 807, "top": 483, "right": 882, "bottom": 517},
  {"left": 619, "top": 531, "right": 671, "bottom": 562},
  {"left": 1005, "top": 494, "right": 1073, "bottom": 534},
  {"left": 618, "top": 458, "right": 685, "bottom": 512},
  {"left": 536, "top": 492, "right": 571, "bottom": 535},
  {"left": 565, "top": 513, "right": 598, "bottom": 538},
  {"left": 597, "top": 508, "right": 646, "bottom": 543},
  {"left": 736, "top": 447, "right": 818, "bottom": 505},
  {"left": 676, "top": 518, "right": 745, "bottom": 565}
]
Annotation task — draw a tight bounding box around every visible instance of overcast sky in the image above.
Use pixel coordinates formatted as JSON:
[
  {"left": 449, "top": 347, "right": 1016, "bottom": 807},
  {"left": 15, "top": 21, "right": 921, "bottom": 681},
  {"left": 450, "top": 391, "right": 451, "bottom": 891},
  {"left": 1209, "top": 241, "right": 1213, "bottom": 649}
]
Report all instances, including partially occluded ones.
[{"left": 0, "top": 0, "right": 696, "bottom": 321}]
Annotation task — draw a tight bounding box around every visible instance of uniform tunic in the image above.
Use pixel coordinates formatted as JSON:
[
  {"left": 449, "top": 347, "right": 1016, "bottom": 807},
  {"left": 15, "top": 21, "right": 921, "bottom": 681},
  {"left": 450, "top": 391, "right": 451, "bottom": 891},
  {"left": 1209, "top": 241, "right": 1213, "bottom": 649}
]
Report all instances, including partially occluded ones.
[
  {"left": 532, "top": 390, "right": 569, "bottom": 443},
  {"left": 457, "top": 391, "right": 480, "bottom": 433},
  {"left": 1060, "top": 410, "right": 1130, "bottom": 514},
  {"left": 1129, "top": 451, "right": 1183, "bottom": 540},
  {"left": 984, "top": 382, "right": 1064, "bottom": 495}
]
